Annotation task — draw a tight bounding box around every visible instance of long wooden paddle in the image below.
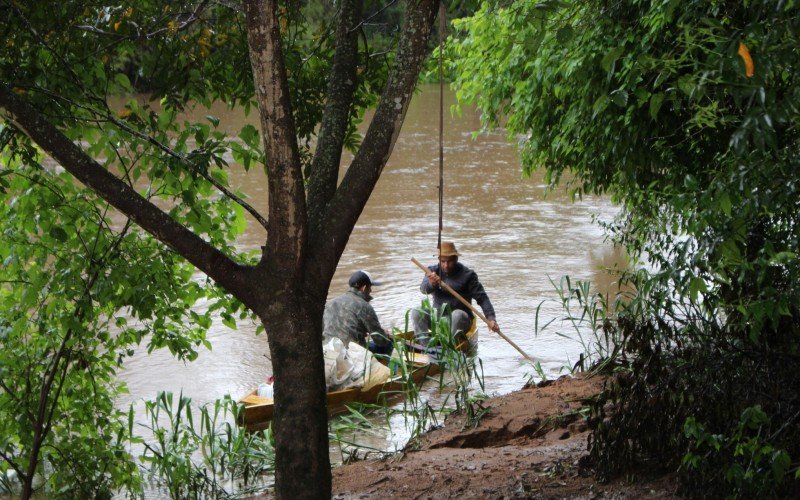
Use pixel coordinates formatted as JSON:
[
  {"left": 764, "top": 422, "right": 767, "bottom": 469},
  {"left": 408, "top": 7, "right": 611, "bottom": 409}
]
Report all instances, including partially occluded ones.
[{"left": 411, "top": 257, "right": 536, "bottom": 363}]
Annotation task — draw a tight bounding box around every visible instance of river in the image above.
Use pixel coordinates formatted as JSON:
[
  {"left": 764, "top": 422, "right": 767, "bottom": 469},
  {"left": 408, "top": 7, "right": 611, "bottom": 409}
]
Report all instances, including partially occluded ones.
[{"left": 117, "top": 84, "right": 621, "bottom": 456}]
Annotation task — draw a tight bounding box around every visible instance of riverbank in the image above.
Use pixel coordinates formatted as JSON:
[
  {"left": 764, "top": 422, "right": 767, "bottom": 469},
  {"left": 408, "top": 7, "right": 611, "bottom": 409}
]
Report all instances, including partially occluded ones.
[{"left": 331, "top": 374, "right": 678, "bottom": 498}]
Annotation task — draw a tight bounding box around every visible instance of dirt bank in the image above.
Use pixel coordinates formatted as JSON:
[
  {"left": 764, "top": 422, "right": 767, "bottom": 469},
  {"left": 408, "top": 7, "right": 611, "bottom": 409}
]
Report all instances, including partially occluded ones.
[{"left": 332, "top": 374, "right": 678, "bottom": 498}]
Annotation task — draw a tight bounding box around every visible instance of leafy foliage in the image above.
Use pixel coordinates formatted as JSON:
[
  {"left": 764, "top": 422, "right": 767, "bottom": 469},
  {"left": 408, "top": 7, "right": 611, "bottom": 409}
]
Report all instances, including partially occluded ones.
[
  {"left": 683, "top": 406, "right": 793, "bottom": 497},
  {"left": 0, "top": 154, "right": 226, "bottom": 495},
  {"left": 453, "top": 0, "right": 800, "bottom": 495}
]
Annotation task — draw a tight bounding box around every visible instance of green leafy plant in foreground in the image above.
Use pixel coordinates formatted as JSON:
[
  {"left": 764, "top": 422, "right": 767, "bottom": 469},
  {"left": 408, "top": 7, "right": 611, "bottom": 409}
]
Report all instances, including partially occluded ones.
[
  {"left": 0, "top": 153, "right": 232, "bottom": 497},
  {"left": 139, "top": 392, "right": 274, "bottom": 498}
]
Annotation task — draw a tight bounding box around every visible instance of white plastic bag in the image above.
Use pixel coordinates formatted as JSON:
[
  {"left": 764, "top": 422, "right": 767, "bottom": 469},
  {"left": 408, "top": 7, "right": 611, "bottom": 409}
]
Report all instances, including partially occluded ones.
[
  {"left": 256, "top": 382, "right": 274, "bottom": 399},
  {"left": 323, "top": 338, "right": 356, "bottom": 390},
  {"left": 322, "top": 338, "right": 390, "bottom": 391}
]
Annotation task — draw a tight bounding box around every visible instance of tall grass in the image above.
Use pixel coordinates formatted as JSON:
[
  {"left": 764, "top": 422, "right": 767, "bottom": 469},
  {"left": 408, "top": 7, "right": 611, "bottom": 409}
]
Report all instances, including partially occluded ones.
[
  {"left": 140, "top": 302, "right": 491, "bottom": 494},
  {"left": 139, "top": 392, "right": 274, "bottom": 498},
  {"left": 534, "top": 275, "right": 627, "bottom": 375}
]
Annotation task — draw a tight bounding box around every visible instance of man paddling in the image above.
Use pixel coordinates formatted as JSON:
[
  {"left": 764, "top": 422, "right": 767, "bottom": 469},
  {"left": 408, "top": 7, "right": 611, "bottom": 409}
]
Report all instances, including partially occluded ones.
[
  {"left": 412, "top": 242, "right": 500, "bottom": 344},
  {"left": 323, "top": 270, "right": 393, "bottom": 356}
]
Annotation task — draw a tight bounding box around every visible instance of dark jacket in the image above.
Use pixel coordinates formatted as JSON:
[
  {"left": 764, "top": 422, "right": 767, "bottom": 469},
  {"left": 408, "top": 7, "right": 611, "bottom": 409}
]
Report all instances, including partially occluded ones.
[{"left": 420, "top": 262, "right": 496, "bottom": 320}]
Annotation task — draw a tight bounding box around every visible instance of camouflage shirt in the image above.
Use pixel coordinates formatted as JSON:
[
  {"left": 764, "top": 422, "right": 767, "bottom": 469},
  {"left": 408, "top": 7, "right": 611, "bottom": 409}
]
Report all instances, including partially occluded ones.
[{"left": 323, "top": 287, "right": 388, "bottom": 347}]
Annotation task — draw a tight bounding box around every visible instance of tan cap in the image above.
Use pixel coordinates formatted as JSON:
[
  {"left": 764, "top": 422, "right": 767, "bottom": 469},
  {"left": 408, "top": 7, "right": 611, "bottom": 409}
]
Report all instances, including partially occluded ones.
[{"left": 437, "top": 241, "right": 461, "bottom": 257}]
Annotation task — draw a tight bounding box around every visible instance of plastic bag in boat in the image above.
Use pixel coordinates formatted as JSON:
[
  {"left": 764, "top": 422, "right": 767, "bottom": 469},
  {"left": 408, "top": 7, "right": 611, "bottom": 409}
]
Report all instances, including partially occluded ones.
[{"left": 322, "top": 338, "right": 390, "bottom": 391}]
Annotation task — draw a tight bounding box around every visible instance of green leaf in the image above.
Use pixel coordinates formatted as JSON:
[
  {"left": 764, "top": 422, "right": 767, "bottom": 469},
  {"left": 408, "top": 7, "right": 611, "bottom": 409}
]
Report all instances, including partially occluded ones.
[
  {"left": 601, "top": 46, "right": 625, "bottom": 72},
  {"left": 230, "top": 203, "right": 247, "bottom": 237},
  {"left": 717, "top": 192, "right": 731, "bottom": 216},
  {"left": 610, "top": 89, "right": 628, "bottom": 107},
  {"left": 689, "top": 276, "right": 707, "bottom": 302},
  {"left": 209, "top": 168, "right": 229, "bottom": 185},
  {"left": 222, "top": 315, "right": 237, "bottom": 330},
  {"left": 49, "top": 227, "right": 68, "bottom": 242},
  {"left": 239, "top": 124, "right": 260, "bottom": 149},
  {"left": 556, "top": 26, "right": 574, "bottom": 44},
  {"left": 769, "top": 251, "right": 796, "bottom": 265},
  {"left": 649, "top": 93, "right": 665, "bottom": 120},
  {"left": 113, "top": 73, "right": 132, "bottom": 92}
]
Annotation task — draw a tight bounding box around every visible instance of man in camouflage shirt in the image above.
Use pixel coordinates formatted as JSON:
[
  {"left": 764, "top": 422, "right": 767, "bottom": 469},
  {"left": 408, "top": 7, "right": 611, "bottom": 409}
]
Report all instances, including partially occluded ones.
[{"left": 323, "top": 270, "right": 393, "bottom": 356}]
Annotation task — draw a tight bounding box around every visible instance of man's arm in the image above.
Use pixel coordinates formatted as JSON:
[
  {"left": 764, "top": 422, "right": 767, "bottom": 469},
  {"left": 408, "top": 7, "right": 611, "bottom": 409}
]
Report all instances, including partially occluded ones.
[
  {"left": 468, "top": 272, "right": 500, "bottom": 332},
  {"left": 360, "top": 303, "right": 389, "bottom": 345}
]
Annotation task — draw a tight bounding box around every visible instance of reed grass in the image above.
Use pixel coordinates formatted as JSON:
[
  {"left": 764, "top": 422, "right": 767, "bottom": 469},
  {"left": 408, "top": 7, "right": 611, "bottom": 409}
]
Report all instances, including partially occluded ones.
[{"left": 139, "top": 392, "right": 274, "bottom": 498}]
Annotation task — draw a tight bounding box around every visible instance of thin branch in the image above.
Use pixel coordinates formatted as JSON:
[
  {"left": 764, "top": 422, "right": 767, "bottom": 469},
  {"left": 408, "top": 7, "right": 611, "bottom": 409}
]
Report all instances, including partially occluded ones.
[
  {"left": 75, "top": 0, "right": 210, "bottom": 42},
  {"left": 100, "top": 112, "right": 270, "bottom": 231},
  {"left": 307, "top": 0, "right": 362, "bottom": 232},
  {"left": 0, "top": 84, "right": 255, "bottom": 311},
  {"left": 0, "top": 448, "right": 27, "bottom": 485},
  {"left": 16, "top": 85, "right": 269, "bottom": 231},
  {"left": 349, "top": 0, "right": 400, "bottom": 34},
  {"left": 244, "top": 0, "right": 306, "bottom": 270}
]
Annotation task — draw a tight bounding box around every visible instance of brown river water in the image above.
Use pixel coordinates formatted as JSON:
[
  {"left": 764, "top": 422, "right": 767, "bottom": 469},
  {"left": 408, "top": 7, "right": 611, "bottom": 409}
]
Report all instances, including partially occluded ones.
[{"left": 116, "top": 85, "right": 621, "bottom": 453}]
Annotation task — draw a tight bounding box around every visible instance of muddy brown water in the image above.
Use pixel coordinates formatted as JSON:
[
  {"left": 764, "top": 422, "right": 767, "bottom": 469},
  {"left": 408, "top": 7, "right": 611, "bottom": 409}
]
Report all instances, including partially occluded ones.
[{"left": 116, "top": 85, "right": 621, "bottom": 455}]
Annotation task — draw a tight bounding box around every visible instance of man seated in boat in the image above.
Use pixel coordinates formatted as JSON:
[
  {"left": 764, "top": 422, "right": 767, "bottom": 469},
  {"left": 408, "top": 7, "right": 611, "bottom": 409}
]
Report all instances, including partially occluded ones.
[
  {"left": 412, "top": 241, "right": 500, "bottom": 345},
  {"left": 323, "top": 270, "right": 393, "bottom": 356}
]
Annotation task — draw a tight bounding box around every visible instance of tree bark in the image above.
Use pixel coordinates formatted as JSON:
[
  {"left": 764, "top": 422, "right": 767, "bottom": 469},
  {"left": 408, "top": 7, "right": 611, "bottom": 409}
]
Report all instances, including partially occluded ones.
[
  {"left": 312, "top": 0, "right": 440, "bottom": 274},
  {"left": 244, "top": 0, "right": 307, "bottom": 276},
  {"left": 243, "top": 1, "right": 330, "bottom": 497},
  {"left": 258, "top": 292, "right": 329, "bottom": 499},
  {"left": 307, "top": 0, "right": 362, "bottom": 232}
]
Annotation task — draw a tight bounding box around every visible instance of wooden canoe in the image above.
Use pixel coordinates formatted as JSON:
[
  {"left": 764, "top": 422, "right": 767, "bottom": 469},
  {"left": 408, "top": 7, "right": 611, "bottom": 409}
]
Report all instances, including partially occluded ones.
[
  {"left": 238, "top": 352, "right": 440, "bottom": 432},
  {"left": 394, "top": 317, "right": 479, "bottom": 355}
]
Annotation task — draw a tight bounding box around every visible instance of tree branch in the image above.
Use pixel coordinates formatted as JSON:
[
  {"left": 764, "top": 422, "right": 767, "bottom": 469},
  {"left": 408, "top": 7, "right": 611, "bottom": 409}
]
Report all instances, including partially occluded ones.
[
  {"left": 0, "top": 84, "right": 257, "bottom": 309},
  {"left": 99, "top": 109, "right": 270, "bottom": 231},
  {"left": 75, "top": 0, "right": 210, "bottom": 41},
  {"left": 244, "top": 0, "right": 307, "bottom": 274},
  {"left": 314, "top": 0, "right": 440, "bottom": 270},
  {"left": 307, "top": 0, "right": 362, "bottom": 234}
]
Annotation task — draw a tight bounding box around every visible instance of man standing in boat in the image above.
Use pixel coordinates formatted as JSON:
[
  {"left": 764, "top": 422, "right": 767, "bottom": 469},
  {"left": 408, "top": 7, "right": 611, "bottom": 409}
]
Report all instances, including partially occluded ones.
[
  {"left": 412, "top": 242, "right": 500, "bottom": 344},
  {"left": 323, "top": 270, "right": 393, "bottom": 356}
]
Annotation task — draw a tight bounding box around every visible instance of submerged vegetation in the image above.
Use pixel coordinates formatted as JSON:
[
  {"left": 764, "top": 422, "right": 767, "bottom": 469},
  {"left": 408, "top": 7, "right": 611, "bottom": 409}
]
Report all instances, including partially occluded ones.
[{"left": 453, "top": 0, "right": 800, "bottom": 496}]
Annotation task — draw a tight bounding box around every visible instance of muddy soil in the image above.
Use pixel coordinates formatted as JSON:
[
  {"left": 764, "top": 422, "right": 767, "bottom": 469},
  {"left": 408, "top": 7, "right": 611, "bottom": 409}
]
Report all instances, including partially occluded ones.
[{"left": 332, "top": 374, "right": 679, "bottom": 499}]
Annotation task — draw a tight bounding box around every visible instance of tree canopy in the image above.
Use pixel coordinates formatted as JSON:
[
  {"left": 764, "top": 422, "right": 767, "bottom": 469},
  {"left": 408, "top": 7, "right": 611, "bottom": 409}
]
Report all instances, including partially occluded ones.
[
  {"left": 1, "top": 0, "right": 441, "bottom": 497},
  {"left": 452, "top": 0, "right": 800, "bottom": 494}
]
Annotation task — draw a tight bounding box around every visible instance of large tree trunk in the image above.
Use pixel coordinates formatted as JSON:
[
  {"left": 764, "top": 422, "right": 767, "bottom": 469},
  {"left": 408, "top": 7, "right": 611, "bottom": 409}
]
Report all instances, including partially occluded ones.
[{"left": 257, "top": 286, "right": 329, "bottom": 498}]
